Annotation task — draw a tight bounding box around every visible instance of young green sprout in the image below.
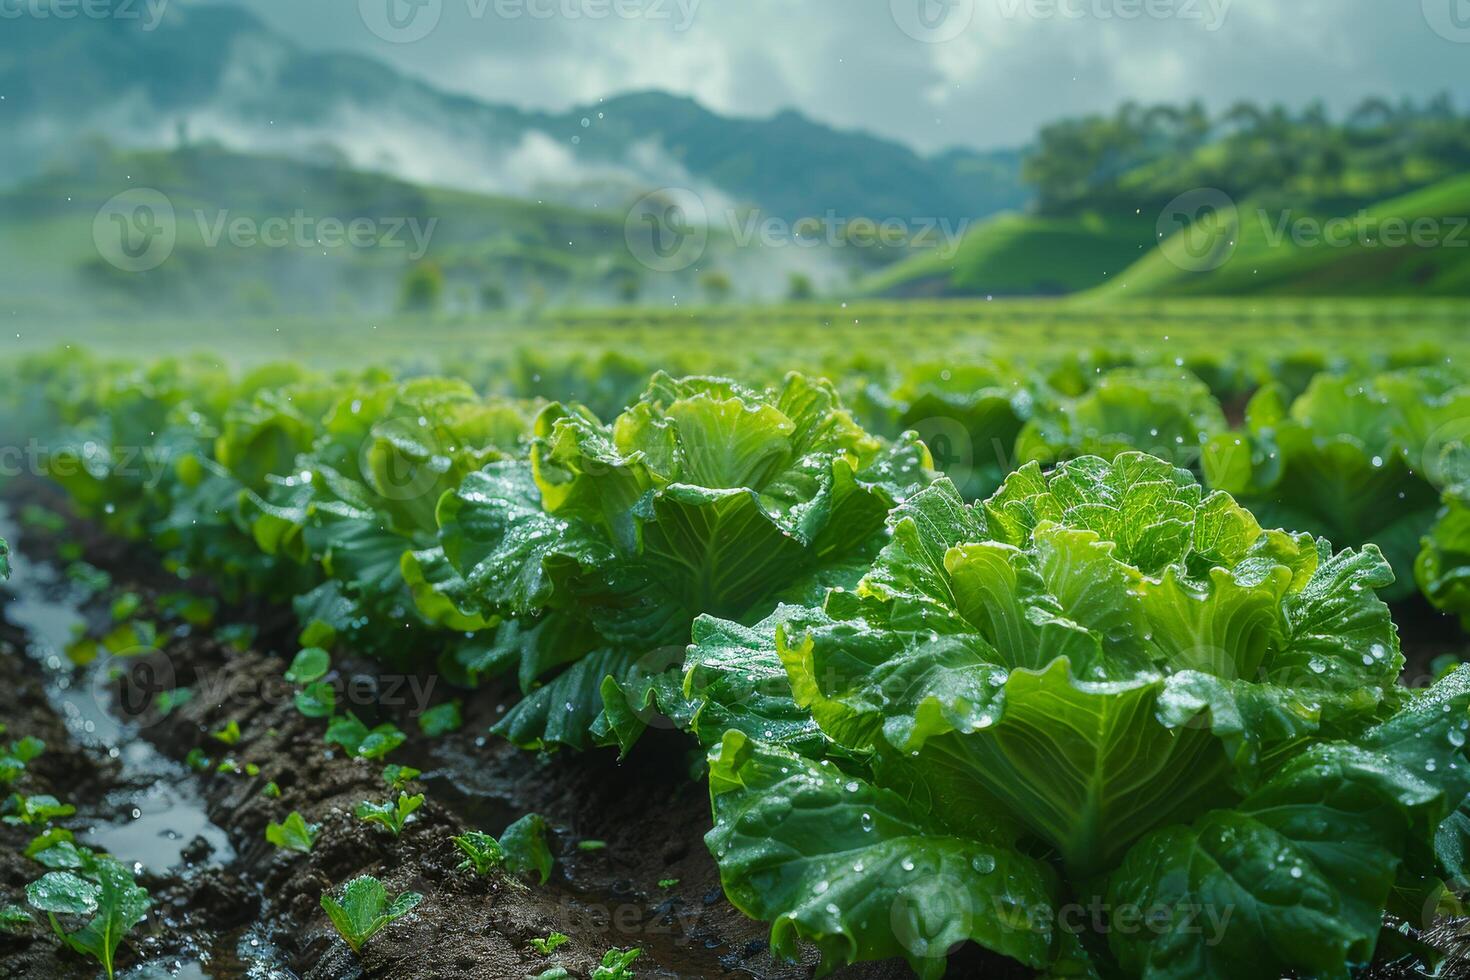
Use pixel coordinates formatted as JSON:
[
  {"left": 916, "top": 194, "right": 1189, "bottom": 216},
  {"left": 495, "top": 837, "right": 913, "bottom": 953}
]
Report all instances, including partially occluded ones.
[
  {"left": 530, "top": 931, "right": 570, "bottom": 955},
  {"left": 355, "top": 792, "right": 424, "bottom": 837},
  {"left": 320, "top": 875, "right": 422, "bottom": 955},
  {"left": 592, "top": 947, "right": 641, "bottom": 980},
  {"left": 210, "top": 720, "right": 241, "bottom": 746},
  {"left": 324, "top": 714, "right": 406, "bottom": 760},
  {"left": 26, "top": 858, "right": 150, "bottom": 980},
  {"left": 381, "top": 764, "right": 421, "bottom": 791},
  {"left": 3, "top": 793, "right": 75, "bottom": 826},
  {"left": 0, "top": 735, "right": 44, "bottom": 786},
  {"left": 0, "top": 904, "right": 30, "bottom": 933},
  {"left": 265, "top": 811, "right": 318, "bottom": 853},
  {"left": 452, "top": 830, "right": 504, "bottom": 876}
]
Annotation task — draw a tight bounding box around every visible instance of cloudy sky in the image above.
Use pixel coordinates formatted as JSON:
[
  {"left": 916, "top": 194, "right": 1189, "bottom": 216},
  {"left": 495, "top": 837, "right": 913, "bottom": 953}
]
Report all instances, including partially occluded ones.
[{"left": 202, "top": 0, "right": 1470, "bottom": 152}]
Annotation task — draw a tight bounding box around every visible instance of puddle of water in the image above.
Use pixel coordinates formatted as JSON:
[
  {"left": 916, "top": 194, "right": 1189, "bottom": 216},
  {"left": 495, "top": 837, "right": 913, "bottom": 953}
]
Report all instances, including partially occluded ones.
[
  {"left": 120, "top": 925, "right": 297, "bottom": 980},
  {"left": 0, "top": 503, "right": 234, "bottom": 873}
]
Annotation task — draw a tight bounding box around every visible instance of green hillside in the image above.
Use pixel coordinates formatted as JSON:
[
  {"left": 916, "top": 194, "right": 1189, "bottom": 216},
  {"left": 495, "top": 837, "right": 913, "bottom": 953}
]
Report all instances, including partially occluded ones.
[
  {"left": 0, "top": 143, "right": 673, "bottom": 318},
  {"left": 1086, "top": 174, "right": 1470, "bottom": 301},
  {"left": 861, "top": 211, "right": 1155, "bottom": 297}
]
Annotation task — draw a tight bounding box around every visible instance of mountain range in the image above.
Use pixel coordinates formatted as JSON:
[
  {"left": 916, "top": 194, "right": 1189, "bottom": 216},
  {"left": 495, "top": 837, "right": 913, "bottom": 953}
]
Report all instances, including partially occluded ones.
[{"left": 0, "top": 4, "right": 1027, "bottom": 222}]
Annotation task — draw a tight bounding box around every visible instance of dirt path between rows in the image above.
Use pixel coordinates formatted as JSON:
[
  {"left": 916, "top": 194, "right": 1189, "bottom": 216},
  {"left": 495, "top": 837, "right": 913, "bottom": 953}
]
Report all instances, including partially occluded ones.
[{"left": 0, "top": 480, "right": 935, "bottom": 980}]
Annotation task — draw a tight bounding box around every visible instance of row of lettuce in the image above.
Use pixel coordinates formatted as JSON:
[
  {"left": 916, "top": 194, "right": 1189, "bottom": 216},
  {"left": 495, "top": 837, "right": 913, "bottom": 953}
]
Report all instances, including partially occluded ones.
[{"left": 4, "top": 347, "right": 1470, "bottom": 978}]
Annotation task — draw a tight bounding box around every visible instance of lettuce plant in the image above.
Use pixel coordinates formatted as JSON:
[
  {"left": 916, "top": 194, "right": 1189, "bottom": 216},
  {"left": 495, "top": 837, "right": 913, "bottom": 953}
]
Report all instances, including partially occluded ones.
[
  {"left": 691, "top": 453, "right": 1470, "bottom": 978},
  {"left": 854, "top": 360, "right": 1034, "bottom": 499},
  {"left": 1205, "top": 372, "right": 1445, "bottom": 599},
  {"left": 1418, "top": 482, "right": 1470, "bottom": 629},
  {"left": 321, "top": 875, "right": 422, "bottom": 955},
  {"left": 1017, "top": 369, "right": 1226, "bottom": 472},
  {"left": 413, "top": 372, "right": 932, "bottom": 751},
  {"left": 248, "top": 376, "right": 532, "bottom": 664}
]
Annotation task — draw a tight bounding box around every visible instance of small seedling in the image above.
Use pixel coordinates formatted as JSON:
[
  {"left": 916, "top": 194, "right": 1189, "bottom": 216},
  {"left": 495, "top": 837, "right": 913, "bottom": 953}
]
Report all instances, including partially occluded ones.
[
  {"left": 658, "top": 878, "right": 679, "bottom": 889},
  {"left": 216, "top": 622, "right": 257, "bottom": 652},
  {"left": 500, "top": 813, "right": 555, "bottom": 885},
  {"left": 325, "top": 714, "right": 406, "bottom": 760},
  {"left": 66, "top": 562, "right": 111, "bottom": 595},
  {"left": 3, "top": 793, "right": 76, "bottom": 826},
  {"left": 293, "top": 682, "right": 335, "bottom": 718},
  {"left": 152, "top": 688, "right": 193, "bottom": 717},
  {"left": 109, "top": 592, "right": 142, "bottom": 622},
  {"left": 452, "top": 831, "right": 505, "bottom": 877},
  {"left": 355, "top": 793, "right": 423, "bottom": 837},
  {"left": 530, "top": 931, "right": 570, "bottom": 955},
  {"left": 25, "top": 827, "right": 74, "bottom": 860},
  {"left": 299, "top": 618, "right": 336, "bottom": 648},
  {"left": 576, "top": 839, "right": 607, "bottom": 853},
  {"left": 210, "top": 720, "right": 241, "bottom": 746},
  {"left": 265, "top": 811, "right": 317, "bottom": 853},
  {"left": 101, "top": 620, "right": 158, "bottom": 655},
  {"left": 157, "top": 592, "right": 216, "bottom": 627},
  {"left": 0, "top": 735, "right": 44, "bottom": 786},
  {"left": 184, "top": 748, "right": 211, "bottom": 772},
  {"left": 26, "top": 859, "right": 150, "bottom": 979},
  {"left": 320, "top": 875, "right": 422, "bottom": 955},
  {"left": 592, "top": 947, "right": 641, "bottom": 980},
  {"left": 417, "top": 701, "right": 462, "bottom": 736},
  {"left": 382, "top": 764, "right": 421, "bottom": 791},
  {"left": 25, "top": 833, "right": 100, "bottom": 875},
  {"left": 263, "top": 781, "right": 282, "bottom": 799},
  {"left": 19, "top": 504, "right": 65, "bottom": 533},
  {"left": 1, "top": 903, "right": 30, "bottom": 932},
  {"left": 214, "top": 759, "right": 260, "bottom": 776},
  {"left": 285, "top": 647, "right": 331, "bottom": 684}
]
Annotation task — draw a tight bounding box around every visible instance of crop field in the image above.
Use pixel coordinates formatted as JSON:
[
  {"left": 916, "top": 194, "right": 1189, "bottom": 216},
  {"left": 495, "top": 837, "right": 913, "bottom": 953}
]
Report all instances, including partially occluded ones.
[{"left": 1, "top": 299, "right": 1470, "bottom": 979}]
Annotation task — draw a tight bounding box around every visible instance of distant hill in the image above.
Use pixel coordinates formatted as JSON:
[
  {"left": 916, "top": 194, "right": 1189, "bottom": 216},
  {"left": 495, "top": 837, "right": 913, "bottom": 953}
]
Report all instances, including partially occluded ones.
[
  {"left": 860, "top": 211, "right": 1155, "bottom": 298},
  {"left": 0, "top": 143, "right": 668, "bottom": 317},
  {"left": 864, "top": 177, "right": 1470, "bottom": 301},
  {"left": 0, "top": 141, "right": 909, "bottom": 318},
  {"left": 1086, "top": 175, "right": 1470, "bottom": 301},
  {"left": 0, "top": 5, "right": 1027, "bottom": 224}
]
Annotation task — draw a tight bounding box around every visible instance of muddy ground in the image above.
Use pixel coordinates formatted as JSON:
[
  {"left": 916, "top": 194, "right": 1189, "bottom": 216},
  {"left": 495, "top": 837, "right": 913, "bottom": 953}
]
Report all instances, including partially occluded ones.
[
  {"left": 0, "top": 480, "right": 953, "bottom": 980},
  {"left": 0, "top": 476, "right": 1468, "bottom": 980}
]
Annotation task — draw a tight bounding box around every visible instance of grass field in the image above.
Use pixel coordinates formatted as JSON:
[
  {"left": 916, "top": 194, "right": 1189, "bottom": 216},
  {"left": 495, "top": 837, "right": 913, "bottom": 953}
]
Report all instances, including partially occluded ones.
[{"left": 14, "top": 296, "right": 1469, "bottom": 373}]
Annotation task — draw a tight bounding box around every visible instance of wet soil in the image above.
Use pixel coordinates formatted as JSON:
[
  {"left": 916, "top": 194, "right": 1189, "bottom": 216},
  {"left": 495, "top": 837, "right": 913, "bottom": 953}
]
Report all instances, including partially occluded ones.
[{"left": 0, "top": 480, "right": 926, "bottom": 980}]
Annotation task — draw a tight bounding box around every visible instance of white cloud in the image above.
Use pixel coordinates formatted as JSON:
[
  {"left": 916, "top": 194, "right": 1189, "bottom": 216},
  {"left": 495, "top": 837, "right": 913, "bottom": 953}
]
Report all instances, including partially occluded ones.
[{"left": 200, "top": 0, "right": 1470, "bottom": 151}]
